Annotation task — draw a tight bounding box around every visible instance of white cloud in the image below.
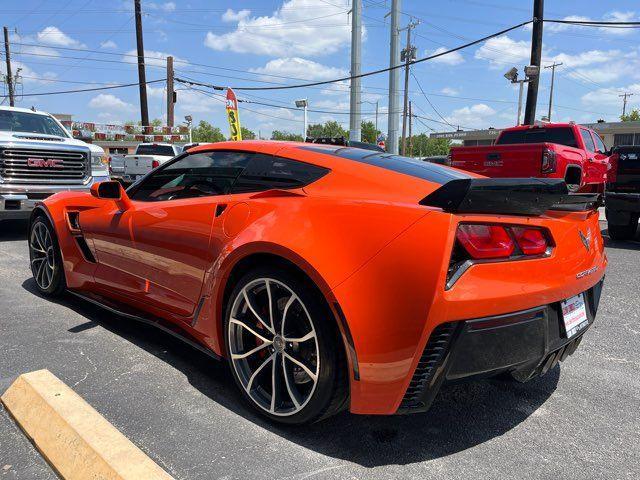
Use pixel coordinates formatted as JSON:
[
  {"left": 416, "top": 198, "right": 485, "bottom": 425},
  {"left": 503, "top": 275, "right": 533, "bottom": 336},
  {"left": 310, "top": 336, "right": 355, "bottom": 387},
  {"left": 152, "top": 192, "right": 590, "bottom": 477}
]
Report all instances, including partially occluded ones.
[
  {"left": 542, "top": 11, "right": 639, "bottom": 37},
  {"left": 222, "top": 8, "right": 251, "bottom": 22},
  {"left": 581, "top": 83, "right": 640, "bottom": 108},
  {"left": 100, "top": 40, "right": 117, "bottom": 49},
  {"left": 147, "top": 2, "right": 176, "bottom": 12},
  {"left": 0, "top": 59, "right": 57, "bottom": 85},
  {"left": 36, "top": 26, "right": 85, "bottom": 48},
  {"left": 123, "top": 49, "right": 187, "bottom": 68},
  {"left": 440, "top": 87, "right": 459, "bottom": 96},
  {"left": 475, "top": 36, "right": 530, "bottom": 69},
  {"left": 88, "top": 94, "right": 135, "bottom": 113},
  {"left": 427, "top": 47, "right": 464, "bottom": 66},
  {"left": 204, "top": 0, "right": 352, "bottom": 57},
  {"left": 445, "top": 104, "right": 497, "bottom": 129},
  {"left": 249, "top": 57, "right": 347, "bottom": 81}
]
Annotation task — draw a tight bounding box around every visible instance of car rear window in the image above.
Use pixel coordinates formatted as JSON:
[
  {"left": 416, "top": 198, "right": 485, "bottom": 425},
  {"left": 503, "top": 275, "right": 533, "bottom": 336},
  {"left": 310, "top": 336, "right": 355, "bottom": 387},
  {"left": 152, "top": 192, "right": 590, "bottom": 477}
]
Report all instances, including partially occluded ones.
[
  {"left": 299, "top": 145, "right": 471, "bottom": 184},
  {"left": 136, "top": 144, "right": 176, "bottom": 156},
  {"left": 496, "top": 127, "right": 579, "bottom": 148}
]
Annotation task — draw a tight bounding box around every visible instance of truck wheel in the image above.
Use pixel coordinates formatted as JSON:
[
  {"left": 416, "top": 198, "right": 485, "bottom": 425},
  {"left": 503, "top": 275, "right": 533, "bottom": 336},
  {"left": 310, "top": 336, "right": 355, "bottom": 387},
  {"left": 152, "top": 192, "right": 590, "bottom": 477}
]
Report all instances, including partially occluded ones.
[{"left": 607, "top": 215, "right": 639, "bottom": 241}]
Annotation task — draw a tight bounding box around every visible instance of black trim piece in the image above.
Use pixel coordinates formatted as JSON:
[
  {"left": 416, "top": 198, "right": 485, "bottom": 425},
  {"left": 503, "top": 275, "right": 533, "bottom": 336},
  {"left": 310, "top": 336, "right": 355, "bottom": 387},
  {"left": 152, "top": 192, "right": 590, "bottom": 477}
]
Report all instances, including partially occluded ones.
[
  {"left": 215, "top": 204, "right": 227, "bottom": 217},
  {"left": 398, "top": 321, "right": 460, "bottom": 412},
  {"left": 68, "top": 290, "right": 221, "bottom": 361},
  {"left": 420, "top": 178, "right": 569, "bottom": 215},
  {"left": 332, "top": 302, "right": 360, "bottom": 381},
  {"left": 299, "top": 145, "right": 471, "bottom": 185},
  {"left": 74, "top": 236, "right": 96, "bottom": 263},
  {"left": 191, "top": 296, "right": 206, "bottom": 327}
]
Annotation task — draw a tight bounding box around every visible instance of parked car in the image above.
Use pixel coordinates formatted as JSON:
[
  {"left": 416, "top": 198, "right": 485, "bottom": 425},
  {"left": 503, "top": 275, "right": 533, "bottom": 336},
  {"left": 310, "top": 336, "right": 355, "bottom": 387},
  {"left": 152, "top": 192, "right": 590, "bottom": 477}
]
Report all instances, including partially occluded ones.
[
  {"left": 449, "top": 122, "right": 610, "bottom": 192},
  {"left": 28, "top": 141, "right": 605, "bottom": 424},
  {"left": 123, "top": 143, "right": 182, "bottom": 183},
  {"left": 108, "top": 154, "right": 126, "bottom": 176},
  {"left": 605, "top": 145, "right": 640, "bottom": 240},
  {"left": 0, "top": 106, "right": 109, "bottom": 221}
]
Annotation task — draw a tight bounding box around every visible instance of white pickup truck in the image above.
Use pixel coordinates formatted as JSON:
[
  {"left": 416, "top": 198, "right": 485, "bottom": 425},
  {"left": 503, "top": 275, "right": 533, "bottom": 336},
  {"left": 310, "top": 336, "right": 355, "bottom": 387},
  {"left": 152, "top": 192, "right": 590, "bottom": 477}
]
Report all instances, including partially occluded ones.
[
  {"left": 122, "top": 143, "right": 182, "bottom": 183},
  {"left": 0, "top": 106, "right": 109, "bottom": 221}
]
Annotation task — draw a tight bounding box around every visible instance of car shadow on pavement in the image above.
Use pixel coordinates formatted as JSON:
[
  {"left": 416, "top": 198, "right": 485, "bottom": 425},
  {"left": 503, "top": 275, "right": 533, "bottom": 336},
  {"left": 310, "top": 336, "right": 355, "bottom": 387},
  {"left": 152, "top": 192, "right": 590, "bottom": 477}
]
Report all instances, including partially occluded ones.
[
  {"left": 0, "top": 220, "right": 29, "bottom": 242},
  {"left": 22, "top": 277, "right": 560, "bottom": 468}
]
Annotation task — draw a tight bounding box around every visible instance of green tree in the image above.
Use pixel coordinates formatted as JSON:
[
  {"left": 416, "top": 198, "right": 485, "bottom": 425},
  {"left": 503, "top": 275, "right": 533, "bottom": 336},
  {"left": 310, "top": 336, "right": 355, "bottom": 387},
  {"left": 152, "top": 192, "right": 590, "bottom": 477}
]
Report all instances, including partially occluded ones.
[
  {"left": 191, "top": 120, "right": 226, "bottom": 143},
  {"left": 150, "top": 118, "right": 163, "bottom": 127},
  {"left": 271, "top": 130, "right": 303, "bottom": 141},
  {"left": 621, "top": 109, "right": 640, "bottom": 122},
  {"left": 407, "top": 134, "right": 451, "bottom": 157},
  {"left": 306, "top": 120, "right": 347, "bottom": 139},
  {"left": 241, "top": 126, "right": 256, "bottom": 139},
  {"left": 360, "top": 120, "right": 380, "bottom": 144}
]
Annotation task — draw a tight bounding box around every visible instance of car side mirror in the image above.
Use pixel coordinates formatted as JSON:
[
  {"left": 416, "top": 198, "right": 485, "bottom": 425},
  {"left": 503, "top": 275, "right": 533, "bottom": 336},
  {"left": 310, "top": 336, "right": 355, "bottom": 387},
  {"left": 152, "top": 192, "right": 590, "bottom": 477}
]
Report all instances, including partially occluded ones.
[{"left": 90, "top": 181, "right": 132, "bottom": 210}]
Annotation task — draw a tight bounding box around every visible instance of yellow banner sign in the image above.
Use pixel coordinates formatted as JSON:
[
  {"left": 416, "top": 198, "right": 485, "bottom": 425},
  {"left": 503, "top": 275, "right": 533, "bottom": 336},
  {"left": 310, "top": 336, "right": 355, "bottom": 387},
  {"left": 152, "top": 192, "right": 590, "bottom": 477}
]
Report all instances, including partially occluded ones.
[{"left": 226, "top": 87, "right": 242, "bottom": 141}]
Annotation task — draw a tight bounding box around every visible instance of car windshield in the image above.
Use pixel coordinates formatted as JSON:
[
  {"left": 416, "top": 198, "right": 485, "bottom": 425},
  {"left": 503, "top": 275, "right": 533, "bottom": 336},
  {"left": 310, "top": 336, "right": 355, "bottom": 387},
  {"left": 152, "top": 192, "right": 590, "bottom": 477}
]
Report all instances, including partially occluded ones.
[
  {"left": 0, "top": 110, "right": 68, "bottom": 137},
  {"left": 496, "top": 127, "right": 578, "bottom": 148},
  {"left": 136, "top": 144, "right": 176, "bottom": 156}
]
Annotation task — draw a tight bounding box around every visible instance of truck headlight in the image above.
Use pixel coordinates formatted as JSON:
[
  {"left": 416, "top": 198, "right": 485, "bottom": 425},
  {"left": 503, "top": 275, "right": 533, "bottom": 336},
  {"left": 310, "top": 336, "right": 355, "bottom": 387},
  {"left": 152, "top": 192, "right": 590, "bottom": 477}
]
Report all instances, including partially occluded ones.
[{"left": 91, "top": 152, "right": 106, "bottom": 167}]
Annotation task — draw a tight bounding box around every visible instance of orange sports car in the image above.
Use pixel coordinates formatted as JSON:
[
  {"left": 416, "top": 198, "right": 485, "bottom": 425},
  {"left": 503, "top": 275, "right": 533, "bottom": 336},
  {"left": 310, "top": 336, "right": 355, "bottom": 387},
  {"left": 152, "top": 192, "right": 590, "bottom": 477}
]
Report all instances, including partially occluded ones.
[{"left": 28, "top": 140, "right": 606, "bottom": 424}]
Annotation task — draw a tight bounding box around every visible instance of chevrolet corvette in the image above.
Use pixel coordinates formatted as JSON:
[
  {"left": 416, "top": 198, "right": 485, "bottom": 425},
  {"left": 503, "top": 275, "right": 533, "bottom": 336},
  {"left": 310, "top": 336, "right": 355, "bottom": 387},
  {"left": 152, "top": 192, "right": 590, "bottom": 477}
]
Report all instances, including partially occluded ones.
[{"left": 28, "top": 141, "right": 606, "bottom": 424}]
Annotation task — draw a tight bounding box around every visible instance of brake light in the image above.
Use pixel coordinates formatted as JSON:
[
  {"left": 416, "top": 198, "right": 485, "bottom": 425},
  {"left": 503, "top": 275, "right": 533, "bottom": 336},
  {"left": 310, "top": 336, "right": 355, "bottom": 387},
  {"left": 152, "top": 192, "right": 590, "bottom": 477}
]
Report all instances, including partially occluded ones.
[
  {"left": 511, "top": 227, "right": 548, "bottom": 255},
  {"left": 456, "top": 224, "right": 514, "bottom": 259},
  {"left": 152, "top": 159, "right": 160, "bottom": 169},
  {"left": 541, "top": 147, "right": 556, "bottom": 173}
]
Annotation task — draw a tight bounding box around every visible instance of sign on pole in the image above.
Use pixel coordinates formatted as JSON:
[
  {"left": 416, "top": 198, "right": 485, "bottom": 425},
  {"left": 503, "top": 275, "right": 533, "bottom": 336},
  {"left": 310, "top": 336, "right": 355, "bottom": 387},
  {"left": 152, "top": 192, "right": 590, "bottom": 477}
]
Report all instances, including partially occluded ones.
[{"left": 226, "top": 87, "right": 242, "bottom": 141}]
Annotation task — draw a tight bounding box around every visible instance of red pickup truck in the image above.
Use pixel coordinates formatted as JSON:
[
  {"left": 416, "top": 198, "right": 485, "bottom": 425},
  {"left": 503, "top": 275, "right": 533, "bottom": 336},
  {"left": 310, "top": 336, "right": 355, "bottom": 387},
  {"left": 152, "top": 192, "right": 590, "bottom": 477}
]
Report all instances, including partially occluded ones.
[{"left": 449, "top": 123, "right": 610, "bottom": 192}]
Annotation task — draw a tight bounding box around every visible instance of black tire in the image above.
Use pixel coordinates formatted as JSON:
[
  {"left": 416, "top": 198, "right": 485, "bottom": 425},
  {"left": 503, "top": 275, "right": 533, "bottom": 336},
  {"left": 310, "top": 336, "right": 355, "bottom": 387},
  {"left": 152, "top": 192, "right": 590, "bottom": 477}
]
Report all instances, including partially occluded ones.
[
  {"left": 224, "top": 266, "right": 347, "bottom": 425},
  {"left": 28, "top": 216, "right": 66, "bottom": 296},
  {"left": 608, "top": 220, "right": 638, "bottom": 241}
]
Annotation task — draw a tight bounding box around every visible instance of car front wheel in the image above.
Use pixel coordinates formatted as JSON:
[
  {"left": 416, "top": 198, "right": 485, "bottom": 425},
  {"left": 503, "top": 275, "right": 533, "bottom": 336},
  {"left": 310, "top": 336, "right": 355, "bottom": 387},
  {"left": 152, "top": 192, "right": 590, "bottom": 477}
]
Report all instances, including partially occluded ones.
[
  {"left": 224, "top": 267, "right": 347, "bottom": 424},
  {"left": 29, "top": 216, "right": 65, "bottom": 296}
]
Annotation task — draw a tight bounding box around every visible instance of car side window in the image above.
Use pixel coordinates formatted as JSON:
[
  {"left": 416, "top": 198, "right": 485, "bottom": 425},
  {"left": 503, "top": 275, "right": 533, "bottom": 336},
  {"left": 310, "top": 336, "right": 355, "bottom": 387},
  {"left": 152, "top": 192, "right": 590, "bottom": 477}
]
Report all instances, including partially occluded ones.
[
  {"left": 129, "top": 151, "right": 251, "bottom": 202},
  {"left": 230, "top": 155, "right": 329, "bottom": 194},
  {"left": 580, "top": 129, "right": 595, "bottom": 152},
  {"left": 593, "top": 133, "right": 607, "bottom": 154}
]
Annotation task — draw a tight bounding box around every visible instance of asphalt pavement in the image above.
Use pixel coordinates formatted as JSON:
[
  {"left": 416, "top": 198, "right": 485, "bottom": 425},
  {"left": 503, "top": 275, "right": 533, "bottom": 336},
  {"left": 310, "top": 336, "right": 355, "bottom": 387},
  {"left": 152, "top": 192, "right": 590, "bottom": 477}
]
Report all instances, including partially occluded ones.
[{"left": 0, "top": 218, "right": 638, "bottom": 480}]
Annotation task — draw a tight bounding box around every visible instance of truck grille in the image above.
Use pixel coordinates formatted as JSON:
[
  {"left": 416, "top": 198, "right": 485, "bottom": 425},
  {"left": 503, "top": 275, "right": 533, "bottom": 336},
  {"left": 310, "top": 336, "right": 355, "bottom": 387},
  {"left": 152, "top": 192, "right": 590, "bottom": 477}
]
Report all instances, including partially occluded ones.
[{"left": 0, "top": 148, "right": 89, "bottom": 185}]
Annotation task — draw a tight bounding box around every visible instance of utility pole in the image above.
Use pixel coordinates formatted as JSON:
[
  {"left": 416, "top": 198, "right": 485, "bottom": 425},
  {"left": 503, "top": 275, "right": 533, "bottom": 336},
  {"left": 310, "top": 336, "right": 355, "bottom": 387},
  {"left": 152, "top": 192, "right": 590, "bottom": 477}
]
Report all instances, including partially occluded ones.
[
  {"left": 408, "top": 100, "right": 413, "bottom": 157},
  {"left": 544, "top": 62, "right": 562, "bottom": 121},
  {"left": 134, "top": 0, "right": 149, "bottom": 127},
  {"left": 3, "top": 26, "right": 15, "bottom": 107},
  {"left": 619, "top": 92, "right": 634, "bottom": 117},
  {"left": 374, "top": 100, "right": 379, "bottom": 134},
  {"left": 166, "top": 56, "right": 174, "bottom": 127},
  {"left": 387, "top": 0, "right": 401, "bottom": 154},
  {"left": 523, "top": 0, "right": 543, "bottom": 125},
  {"left": 349, "top": 0, "right": 362, "bottom": 142},
  {"left": 400, "top": 19, "right": 419, "bottom": 156}
]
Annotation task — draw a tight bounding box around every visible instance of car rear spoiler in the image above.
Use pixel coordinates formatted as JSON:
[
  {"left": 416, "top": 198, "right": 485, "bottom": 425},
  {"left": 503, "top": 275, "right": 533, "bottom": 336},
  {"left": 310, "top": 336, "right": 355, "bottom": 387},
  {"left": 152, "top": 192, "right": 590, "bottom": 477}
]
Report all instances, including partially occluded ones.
[{"left": 419, "top": 178, "right": 602, "bottom": 215}]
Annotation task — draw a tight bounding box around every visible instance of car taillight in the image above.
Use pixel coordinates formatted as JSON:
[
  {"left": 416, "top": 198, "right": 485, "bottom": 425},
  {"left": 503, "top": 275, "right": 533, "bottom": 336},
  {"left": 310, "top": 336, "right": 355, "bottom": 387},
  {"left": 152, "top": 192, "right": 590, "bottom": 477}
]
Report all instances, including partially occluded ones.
[
  {"left": 152, "top": 159, "right": 160, "bottom": 169},
  {"left": 456, "top": 224, "right": 515, "bottom": 259},
  {"left": 511, "top": 226, "right": 548, "bottom": 255},
  {"left": 541, "top": 147, "right": 556, "bottom": 173}
]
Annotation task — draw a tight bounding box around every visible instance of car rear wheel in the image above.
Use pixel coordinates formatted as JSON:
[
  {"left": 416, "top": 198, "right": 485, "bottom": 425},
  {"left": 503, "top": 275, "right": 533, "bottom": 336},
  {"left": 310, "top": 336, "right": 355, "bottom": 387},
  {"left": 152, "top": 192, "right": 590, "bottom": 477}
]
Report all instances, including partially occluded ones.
[
  {"left": 224, "top": 267, "right": 347, "bottom": 424},
  {"left": 29, "top": 216, "right": 65, "bottom": 296}
]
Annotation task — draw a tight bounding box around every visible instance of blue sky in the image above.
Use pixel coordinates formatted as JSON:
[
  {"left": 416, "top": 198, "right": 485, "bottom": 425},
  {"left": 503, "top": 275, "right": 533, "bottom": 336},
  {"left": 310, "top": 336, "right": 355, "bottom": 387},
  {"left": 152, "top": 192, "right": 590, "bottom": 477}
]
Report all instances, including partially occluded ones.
[{"left": 2, "top": 0, "right": 640, "bottom": 137}]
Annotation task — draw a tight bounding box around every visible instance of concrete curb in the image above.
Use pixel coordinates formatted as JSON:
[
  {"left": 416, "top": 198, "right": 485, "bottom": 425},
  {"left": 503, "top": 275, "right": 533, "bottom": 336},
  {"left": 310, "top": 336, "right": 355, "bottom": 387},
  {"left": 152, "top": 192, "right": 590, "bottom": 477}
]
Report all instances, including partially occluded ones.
[{"left": 1, "top": 369, "right": 174, "bottom": 480}]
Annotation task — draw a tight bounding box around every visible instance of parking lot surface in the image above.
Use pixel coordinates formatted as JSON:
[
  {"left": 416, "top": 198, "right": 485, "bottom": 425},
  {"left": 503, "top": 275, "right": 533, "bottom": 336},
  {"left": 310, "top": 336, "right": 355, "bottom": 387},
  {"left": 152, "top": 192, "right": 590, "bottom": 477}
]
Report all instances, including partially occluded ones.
[{"left": 1, "top": 218, "right": 638, "bottom": 480}]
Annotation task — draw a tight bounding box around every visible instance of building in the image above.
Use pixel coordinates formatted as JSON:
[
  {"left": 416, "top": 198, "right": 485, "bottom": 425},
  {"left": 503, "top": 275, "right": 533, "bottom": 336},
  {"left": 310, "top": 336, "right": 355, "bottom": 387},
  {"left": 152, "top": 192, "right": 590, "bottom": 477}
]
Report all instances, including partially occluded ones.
[{"left": 430, "top": 120, "right": 640, "bottom": 149}]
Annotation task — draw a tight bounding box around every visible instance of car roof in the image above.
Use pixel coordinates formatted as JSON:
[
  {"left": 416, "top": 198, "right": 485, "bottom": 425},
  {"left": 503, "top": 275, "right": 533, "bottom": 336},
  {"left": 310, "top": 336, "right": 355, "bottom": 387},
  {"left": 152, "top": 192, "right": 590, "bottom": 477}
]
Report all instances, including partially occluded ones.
[{"left": 0, "top": 105, "right": 50, "bottom": 116}]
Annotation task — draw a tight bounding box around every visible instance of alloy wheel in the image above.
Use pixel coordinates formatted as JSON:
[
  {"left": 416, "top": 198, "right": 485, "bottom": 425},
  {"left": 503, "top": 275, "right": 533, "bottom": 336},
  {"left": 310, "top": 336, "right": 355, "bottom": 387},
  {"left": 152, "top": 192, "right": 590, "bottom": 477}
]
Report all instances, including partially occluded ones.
[
  {"left": 30, "top": 221, "right": 56, "bottom": 291},
  {"left": 228, "top": 278, "right": 320, "bottom": 416}
]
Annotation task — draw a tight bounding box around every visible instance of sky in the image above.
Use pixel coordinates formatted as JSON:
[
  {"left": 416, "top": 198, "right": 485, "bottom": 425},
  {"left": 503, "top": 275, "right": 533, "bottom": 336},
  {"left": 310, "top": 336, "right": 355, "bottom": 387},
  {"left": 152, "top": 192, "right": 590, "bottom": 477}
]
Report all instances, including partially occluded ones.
[{"left": 2, "top": 0, "right": 640, "bottom": 138}]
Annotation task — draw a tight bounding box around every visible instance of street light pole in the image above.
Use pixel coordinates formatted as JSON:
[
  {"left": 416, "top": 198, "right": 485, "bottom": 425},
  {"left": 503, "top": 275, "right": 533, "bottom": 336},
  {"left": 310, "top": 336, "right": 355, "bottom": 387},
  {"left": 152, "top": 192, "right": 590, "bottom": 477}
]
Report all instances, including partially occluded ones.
[
  {"left": 517, "top": 80, "right": 525, "bottom": 125},
  {"left": 295, "top": 99, "right": 308, "bottom": 139}
]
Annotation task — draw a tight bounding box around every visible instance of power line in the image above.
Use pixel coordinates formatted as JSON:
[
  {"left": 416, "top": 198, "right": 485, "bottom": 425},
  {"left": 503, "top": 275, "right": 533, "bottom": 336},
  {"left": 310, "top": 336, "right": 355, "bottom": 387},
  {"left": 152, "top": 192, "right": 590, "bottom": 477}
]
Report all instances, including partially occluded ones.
[
  {"left": 410, "top": 71, "right": 455, "bottom": 128},
  {"left": 0, "top": 78, "right": 164, "bottom": 98}
]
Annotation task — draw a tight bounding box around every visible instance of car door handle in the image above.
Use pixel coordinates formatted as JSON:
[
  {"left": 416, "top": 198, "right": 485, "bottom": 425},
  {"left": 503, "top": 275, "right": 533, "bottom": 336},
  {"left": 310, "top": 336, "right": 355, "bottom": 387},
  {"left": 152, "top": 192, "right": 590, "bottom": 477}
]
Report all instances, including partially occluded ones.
[{"left": 215, "top": 204, "right": 227, "bottom": 217}]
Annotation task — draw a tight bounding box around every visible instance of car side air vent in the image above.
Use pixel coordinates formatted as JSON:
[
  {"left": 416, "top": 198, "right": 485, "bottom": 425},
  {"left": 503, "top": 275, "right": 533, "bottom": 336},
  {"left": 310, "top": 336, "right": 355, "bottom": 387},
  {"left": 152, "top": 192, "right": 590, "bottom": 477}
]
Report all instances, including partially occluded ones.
[{"left": 75, "top": 236, "right": 96, "bottom": 263}]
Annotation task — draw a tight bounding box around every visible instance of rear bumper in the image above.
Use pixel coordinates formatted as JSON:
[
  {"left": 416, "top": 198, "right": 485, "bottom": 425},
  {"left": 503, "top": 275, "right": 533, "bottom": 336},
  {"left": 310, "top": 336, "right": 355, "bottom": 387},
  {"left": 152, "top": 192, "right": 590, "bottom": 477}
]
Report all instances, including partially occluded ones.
[
  {"left": 605, "top": 192, "right": 640, "bottom": 213},
  {"left": 0, "top": 176, "right": 109, "bottom": 219},
  {"left": 397, "top": 279, "right": 604, "bottom": 414}
]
